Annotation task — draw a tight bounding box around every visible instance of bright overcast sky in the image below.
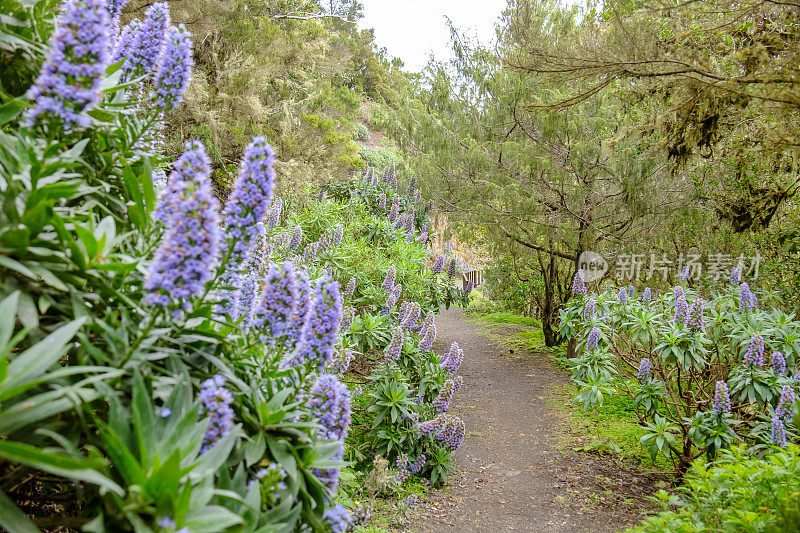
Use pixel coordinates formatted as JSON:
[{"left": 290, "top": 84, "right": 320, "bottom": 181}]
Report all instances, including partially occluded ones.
[{"left": 359, "top": 0, "right": 507, "bottom": 72}]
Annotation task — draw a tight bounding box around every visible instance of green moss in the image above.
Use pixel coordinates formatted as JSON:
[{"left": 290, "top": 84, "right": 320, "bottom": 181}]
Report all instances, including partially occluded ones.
[{"left": 481, "top": 312, "right": 540, "bottom": 327}]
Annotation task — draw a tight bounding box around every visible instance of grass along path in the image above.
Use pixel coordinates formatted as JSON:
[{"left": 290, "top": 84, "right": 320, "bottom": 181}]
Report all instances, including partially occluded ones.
[{"left": 410, "top": 307, "right": 659, "bottom": 532}]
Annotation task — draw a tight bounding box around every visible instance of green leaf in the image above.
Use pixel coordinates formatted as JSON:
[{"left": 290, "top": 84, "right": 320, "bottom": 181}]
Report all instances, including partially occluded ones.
[{"left": 0, "top": 100, "right": 25, "bottom": 126}]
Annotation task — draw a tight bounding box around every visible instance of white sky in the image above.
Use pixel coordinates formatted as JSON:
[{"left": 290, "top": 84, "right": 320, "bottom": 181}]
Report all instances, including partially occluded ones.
[{"left": 359, "top": 0, "right": 507, "bottom": 72}]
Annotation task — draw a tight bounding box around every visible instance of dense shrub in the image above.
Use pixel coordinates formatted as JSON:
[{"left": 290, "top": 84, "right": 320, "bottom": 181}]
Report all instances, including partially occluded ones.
[{"left": 560, "top": 272, "right": 800, "bottom": 472}]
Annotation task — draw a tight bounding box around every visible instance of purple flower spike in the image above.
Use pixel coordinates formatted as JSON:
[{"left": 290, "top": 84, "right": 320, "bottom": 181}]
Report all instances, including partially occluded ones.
[
  {"left": 382, "top": 266, "right": 396, "bottom": 292},
  {"left": 224, "top": 137, "right": 276, "bottom": 268},
  {"left": 124, "top": 2, "right": 170, "bottom": 78},
  {"left": 198, "top": 375, "right": 234, "bottom": 454},
  {"left": 154, "top": 24, "right": 193, "bottom": 110},
  {"left": 772, "top": 416, "right": 787, "bottom": 447},
  {"left": 771, "top": 352, "right": 787, "bottom": 376},
  {"left": 396, "top": 453, "right": 410, "bottom": 482},
  {"left": 447, "top": 258, "right": 458, "bottom": 279},
  {"left": 583, "top": 295, "right": 597, "bottom": 319},
  {"left": 418, "top": 314, "right": 436, "bottom": 351},
  {"left": 731, "top": 267, "right": 741, "bottom": 284},
  {"left": 743, "top": 332, "right": 765, "bottom": 366},
  {"left": 775, "top": 385, "right": 796, "bottom": 422},
  {"left": 250, "top": 261, "right": 298, "bottom": 344},
  {"left": 145, "top": 141, "right": 220, "bottom": 310},
  {"left": 419, "top": 413, "right": 448, "bottom": 435},
  {"left": 739, "top": 282, "right": 758, "bottom": 312},
  {"left": 572, "top": 271, "right": 587, "bottom": 296},
  {"left": 432, "top": 255, "right": 445, "bottom": 275},
  {"left": 385, "top": 326, "right": 404, "bottom": 362},
  {"left": 284, "top": 277, "right": 342, "bottom": 371},
  {"left": 25, "top": 0, "right": 109, "bottom": 130},
  {"left": 642, "top": 287, "right": 652, "bottom": 303},
  {"left": 673, "top": 286, "right": 688, "bottom": 324},
  {"left": 713, "top": 381, "right": 731, "bottom": 414},
  {"left": 289, "top": 225, "right": 303, "bottom": 250},
  {"left": 323, "top": 504, "right": 351, "bottom": 533},
  {"left": 637, "top": 358, "right": 651, "bottom": 382},
  {"left": 433, "top": 376, "right": 462, "bottom": 413},
  {"left": 586, "top": 327, "right": 601, "bottom": 351},
  {"left": 440, "top": 341, "right": 463, "bottom": 373},
  {"left": 344, "top": 277, "right": 356, "bottom": 297},
  {"left": 685, "top": 298, "right": 704, "bottom": 330}
]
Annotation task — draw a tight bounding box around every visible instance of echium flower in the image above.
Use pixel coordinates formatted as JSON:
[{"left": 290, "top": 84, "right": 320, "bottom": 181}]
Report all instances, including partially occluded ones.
[
  {"left": 329, "top": 348, "right": 354, "bottom": 374},
  {"left": 637, "top": 358, "right": 651, "bottom": 382},
  {"left": 382, "top": 266, "right": 396, "bottom": 292},
  {"left": 713, "top": 381, "right": 731, "bottom": 414},
  {"left": 437, "top": 416, "right": 465, "bottom": 451},
  {"left": 583, "top": 295, "right": 597, "bottom": 319},
  {"left": 642, "top": 287, "right": 652, "bottom": 303},
  {"left": 410, "top": 454, "right": 426, "bottom": 474},
  {"left": 323, "top": 504, "right": 351, "bottom": 533},
  {"left": 465, "top": 280, "right": 474, "bottom": 293},
  {"left": 385, "top": 326, "right": 404, "bottom": 362},
  {"left": 772, "top": 416, "right": 787, "bottom": 447},
  {"left": 399, "top": 301, "right": 421, "bottom": 329},
  {"left": 289, "top": 269, "right": 312, "bottom": 345},
  {"left": 343, "top": 276, "right": 356, "bottom": 297},
  {"left": 309, "top": 374, "right": 351, "bottom": 442},
  {"left": 441, "top": 341, "right": 463, "bottom": 374},
  {"left": 378, "top": 193, "right": 387, "bottom": 210},
  {"left": 267, "top": 197, "right": 283, "bottom": 228},
  {"left": 25, "top": 0, "right": 109, "bottom": 130},
  {"left": 775, "top": 385, "right": 796, "bottom": 422},
  {"left": 743, "top": 332, "right": 765, "bottom": 366},
  {"left": 113, "top": 19, "right": 140, "bottom": 63},
  {"left": 388, "top": 196, "right": 399, "bottom": 222},
  {"left": 124, "top": 1, "right": 170, "bottom": 78},
  {"left": 385, "top": 283, "right": 402, "bottom": 309},
  {"left": 233, "top": 224, "right": 266, "bottom": 321},
  {"left": 404, "top": 208, "right": 415, "bottom": 232},
  {"left": 679, "top": 265, "right": 691, "bottom": 282},
  {"left": 432, "top": 255, "right": 445, "bottom": 275},
  {"left": 340, "top": 306, "right": 355, "bottom": 331},
  {"left": 685, "top": 298, "right": 704, "bottom": 330},
  {"left": 153, "top": 24, "right": 193, "bottom": 110},
  {"left": 351, "top": 505, "right": 371, "bottom": 527},
  {"left": 419, "top": 413, "right": 448, "bottom": 435},
  {"left": 407, "top": 175, "right": 417, "bottom": 196},
  {"left": 249, "top": 261, "right": 298, "bottom": 344},
  {"left": 572, "top": 270, "right": 587, "bottom": 296},
  {"left": 288, "top": 225, "right": 303, "bottom": 250},
  {"left": 198, "top": 375, "right": 234, "bottom": 454},
  {"left": 417, "top": 225, "right": 429, "bottom": 244},
  {"left": 433, "top": 376, "right": 462, "bottom": 413},
  {"left": 396, "top": 453, "right": 410, "bottom": 483},
  {"left": 586, "top": 326, "right": 601, "bottom": 351},
  {"left": 618, "top": 288, "right": 627, "bottom": 303},
  {"left": 739, "top": 282, "right": 758, "bottom": 312},
  {"left": 447, "top": 258, "right": 458, "bottom": 279},
  {"left": 673, "top": 286, "right": 688, "bottom": 324},
  {"left": 145, "top": 142, "right": 220, "bottom": 313},
  {"left": 418, "top": 314, "right": 436, "bottom": 351},
  {"left": 628, "top": 285, "right": 634, "bottom": 296},
  {"left": 284, "top": 277, "right": 342, "bottom": 371},
  {"left": 771, "top": 352, "right": 787, "bottom": 376},
  {"left": 223, "top": 137, "right": 276, "bottom": 268},
  {"left": 731, "top": 267, "right": 741, "bottom": 284}
]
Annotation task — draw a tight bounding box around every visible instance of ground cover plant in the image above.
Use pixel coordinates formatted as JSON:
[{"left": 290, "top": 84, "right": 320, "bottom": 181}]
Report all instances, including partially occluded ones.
[{"left": 0, "top": 1, "right": 471, "bottom": 531}]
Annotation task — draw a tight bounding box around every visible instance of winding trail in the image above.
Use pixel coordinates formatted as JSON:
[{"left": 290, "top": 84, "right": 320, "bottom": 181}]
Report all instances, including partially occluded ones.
[{"left": 413, "top": 308, "right": 653, "bottom": 533}]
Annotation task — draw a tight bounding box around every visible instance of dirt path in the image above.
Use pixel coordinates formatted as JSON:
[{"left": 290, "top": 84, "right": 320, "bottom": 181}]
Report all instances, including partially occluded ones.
[{"left": 412, "top": 308, "right": 654, "bottom": 533}]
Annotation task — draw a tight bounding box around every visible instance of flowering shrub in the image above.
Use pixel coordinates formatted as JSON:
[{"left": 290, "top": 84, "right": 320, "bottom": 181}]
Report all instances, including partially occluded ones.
[{"left": 560, "top": 273, "right": 800, "bottom": 472}]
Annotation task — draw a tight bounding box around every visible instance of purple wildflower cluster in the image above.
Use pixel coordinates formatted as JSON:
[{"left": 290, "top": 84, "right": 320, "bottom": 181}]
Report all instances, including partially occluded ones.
[
  {"left": 743, "top": 332, "right": 765, "bottom": 366},
  {"left": 396, "top": 453, "right": 410, "bottom": 482},
  {"left": 309, "top": 374, "right": 351, "bottom": 491},
  {"left": 224, "top": 137, "right": 276, "bottom": 268},
  {"left": 25, "top": 0, "right": 109, "bottom": 130},
  {"left": 249, "top": 261, "right": 298, "bottom": 344},
  {"left": 586, "top": 327, "right": 601, "bottom": 351},
  {"left": 713, "top": 381, "right": 731, "bottom": 414},
  {"left": 340, "top": 306, "right": 355, "bottom": 331},
  {"left": 771, "top": 352, "right": 787, "bottom": 375},
  {"left": 124, "top": 2, "right": 170, "bottom": 78},
  {"left": 437, "top": 416, "right": 465, "bottom": 451},
  {"left": 572, "top": 270, "right": 587, "bottom": 296},
  {"left": 731, "top": 267, "right": 741, "bottom": 284},
  {"left": 679, "top": 265, "right": 691, "bottom": 282},
  {"left": 384, "top": 165, "right": 398, "bottom": 189},
  {"left": 289, "top": 270, "right": 312, "bottom": 344},
  {"left": 638, "top": 358, "right": 651, "bottom": 382},
  {"left": 583, "top": 295, "right": 597, "bottom": 320},
  {"left": 388, "top": 196, "right": 400, "bottom": 222},
  {"left": 407, "top": 175, "right": 417, "bottom": 195},
  {"left": 323, "top": 504, "right": 351, "bottom": 533},
  {"left": 378, "top": 193, "right": 387, "bottom": 210},
  {"left": 329, "top": 348, "right": 355, "bottom": 374},
  {"left": 431, "top": 255, "right": 445, "bottom": 275},
  {"left": 284, "top": 277, "right": 342, "bottom": 371},
  {"left": 153, "top": 24, "right": 192, "bottom": 110},
  {"left": 351, "top": 504, "right": 372, "bottom": 527},
  {"left": 772, "top": 416, "right": 787, "bottom": 447},
  {"left": 642, "top": 287, "right": 652, "bottom": 303},
  {"left": 418, "top": 314, "right": 436, "bottom": 351},
  {"left": 266, "top": 197, "right": 283, "bottom": 228},
  {"left": 673, "top": 286, "right": 688, "bottom": 324},
  {"left": 385, "top": 326, "right": 404, "bottom": 362},
  {"left": 399, "top": 301, "right": 421, "bottom": 329},
  {"left": 447, "top": 258, "right": 458, "bottom": 279},
  {"left": 419, "top": 413, "right": 448, "bottom": 435},
  {"left": 739, "top": 282, "right": 758, "bottom": 312},
  {"left": 233, "top": 224, "right": 266, "bottom": 320},
  {"left": 198, "top": 375, "right": 234, "bottom": 454},
  {"left": 685, "top": 298, "right": 704, "bottom": 330},
  {"left": 382, "top": 266, "right": 396, "bottom": 291},
  {"left": 440, "top": 341, "right": 463, "bottom": 374},
  {"left": 145, "top": 142, "right": 220, "bottom": 313},
  {"left": 410, "top": 454, "right": 426, "bottom": 474},
  {"left": 618, "top": 287, "right": 627, "bottom": 303},
  {"left": 385, "top": 282, "right": 402, "bottom": 309},
  {"left": 628, "top": 285, "right": 634, "bottom": 296},
  {"left": 775, "top": 385, "right": 796, "bottom": 422},
  {"left": 288, "top": 225, "right": 303, "bottom": 249},
  {"left": 344, "top": 277, "right": 357, "bottom": 297},
  {"left": 433, "top": 376, "right": 463, "bottom": 413}
]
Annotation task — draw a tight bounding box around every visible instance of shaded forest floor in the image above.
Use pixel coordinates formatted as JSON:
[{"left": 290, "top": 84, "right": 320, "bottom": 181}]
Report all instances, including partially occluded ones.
[{"left": 408, "top": 307, "right": 663, "bottom": 533}]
